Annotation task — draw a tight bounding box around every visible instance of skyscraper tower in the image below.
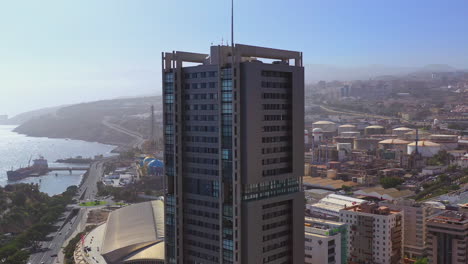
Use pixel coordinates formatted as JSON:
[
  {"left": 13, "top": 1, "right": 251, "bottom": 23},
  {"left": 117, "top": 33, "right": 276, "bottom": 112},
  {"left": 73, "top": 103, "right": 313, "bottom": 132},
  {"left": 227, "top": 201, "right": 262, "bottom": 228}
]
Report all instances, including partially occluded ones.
[{"left": 162, "top": 44, "right": 304, "bottom": 264}]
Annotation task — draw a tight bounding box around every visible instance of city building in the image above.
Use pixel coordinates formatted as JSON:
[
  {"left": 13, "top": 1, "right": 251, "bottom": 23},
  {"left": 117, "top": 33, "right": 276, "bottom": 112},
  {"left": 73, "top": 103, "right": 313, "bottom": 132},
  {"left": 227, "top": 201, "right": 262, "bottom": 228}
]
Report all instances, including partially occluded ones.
[
  {"left": 304, "top": 217, "right": 348, "bottom": 264},
  {"left": 340, "top": 202, "right": 403, "bottom": 264},
  {"left": 426, "top": 211, "right": 468, "bottom": 264},
  {"left": 381, "top": 200, "right": 438, "bottom": 261},
  {"left": 162, "top": 44, "right": 305, "bottom": 264}
]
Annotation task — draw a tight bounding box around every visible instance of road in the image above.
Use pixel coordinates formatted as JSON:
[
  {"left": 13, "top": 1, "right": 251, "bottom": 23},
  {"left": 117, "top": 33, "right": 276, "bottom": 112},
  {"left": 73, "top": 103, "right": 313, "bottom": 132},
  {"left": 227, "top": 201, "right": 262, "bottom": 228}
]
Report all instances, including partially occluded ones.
[
  {"left": 102, "top": 117, "right": 146, "bottom": 149},
  {"left": 318, "top": 104, "right": 399, "bottom": 121},
  {"left": 28, "top": 159, "right": 110, "bottom": 264}
]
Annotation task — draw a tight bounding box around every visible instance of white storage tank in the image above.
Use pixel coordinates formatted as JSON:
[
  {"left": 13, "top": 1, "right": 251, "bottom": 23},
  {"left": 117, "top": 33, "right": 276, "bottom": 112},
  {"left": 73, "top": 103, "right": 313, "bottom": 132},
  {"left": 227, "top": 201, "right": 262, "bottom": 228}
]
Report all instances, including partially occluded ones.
[
  {"left": 392, "top": 127, "right": 414, "bottom": 137},
  {"left": 341, "top": 131, "right": 360, "bottom": 138},
  {"left": 365, "top": 125, "right": 386, "bottom": 135},
  {"left": 407, "top": 141, "right": 441, "bottom": 157},
  {"left": 312, "top": 128, "right": 324, "bottom": 142},
  {"left": 312, "top": 121, "right": 337, "bottom": 133},
  {"left": 338, "top": 124, "right": 357, "bottom": 135}
]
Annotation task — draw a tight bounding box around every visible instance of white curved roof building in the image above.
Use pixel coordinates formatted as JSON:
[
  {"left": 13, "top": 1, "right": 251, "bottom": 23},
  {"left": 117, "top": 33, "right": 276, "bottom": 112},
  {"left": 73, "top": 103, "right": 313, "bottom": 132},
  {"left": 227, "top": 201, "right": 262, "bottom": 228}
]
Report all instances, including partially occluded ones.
[{"left": 101, "top": 201, "right": 165, "bottom": 264}]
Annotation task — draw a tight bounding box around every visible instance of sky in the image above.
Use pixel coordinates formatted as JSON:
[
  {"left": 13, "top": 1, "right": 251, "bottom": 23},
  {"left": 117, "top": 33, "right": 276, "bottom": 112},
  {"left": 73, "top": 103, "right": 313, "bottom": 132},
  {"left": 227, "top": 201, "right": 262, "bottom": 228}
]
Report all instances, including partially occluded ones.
[{"left": 1, "top": 0, "right": 467, "bottom": 116}]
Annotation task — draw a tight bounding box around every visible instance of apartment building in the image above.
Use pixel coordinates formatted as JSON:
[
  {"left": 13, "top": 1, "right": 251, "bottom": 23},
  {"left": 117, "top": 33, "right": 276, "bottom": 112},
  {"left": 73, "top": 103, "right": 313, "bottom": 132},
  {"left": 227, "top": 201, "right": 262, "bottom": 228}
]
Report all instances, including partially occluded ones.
[
  {"left": 426, "top": 211, "right": 468, "bottom": 264},
  {"left": 340, "top": 202, "right": 403, "bottom": 264}
]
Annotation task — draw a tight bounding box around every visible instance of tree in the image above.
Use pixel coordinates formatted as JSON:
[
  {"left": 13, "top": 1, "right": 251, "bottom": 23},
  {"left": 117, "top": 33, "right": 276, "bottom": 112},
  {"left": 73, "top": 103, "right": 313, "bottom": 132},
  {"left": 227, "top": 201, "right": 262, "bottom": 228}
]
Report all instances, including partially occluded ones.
[
  {"left": 341, "top": 185, "right": 352, "bottom": 193},
  {"left": 12, "top": 192, "right": 26, "bottom": 207},
  {"left": 380, "top": 177, "right": 404, "bottom": 189},
  {"left": 414, "top": 257, "right": 428, "bottom": 264}
]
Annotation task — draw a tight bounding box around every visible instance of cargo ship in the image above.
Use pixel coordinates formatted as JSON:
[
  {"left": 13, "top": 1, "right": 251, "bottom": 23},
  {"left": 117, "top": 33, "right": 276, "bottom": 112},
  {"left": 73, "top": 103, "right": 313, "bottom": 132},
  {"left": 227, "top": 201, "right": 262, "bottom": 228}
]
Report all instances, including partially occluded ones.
[{"left": 7, "top": 156, "right": 49, "bottom": 181}]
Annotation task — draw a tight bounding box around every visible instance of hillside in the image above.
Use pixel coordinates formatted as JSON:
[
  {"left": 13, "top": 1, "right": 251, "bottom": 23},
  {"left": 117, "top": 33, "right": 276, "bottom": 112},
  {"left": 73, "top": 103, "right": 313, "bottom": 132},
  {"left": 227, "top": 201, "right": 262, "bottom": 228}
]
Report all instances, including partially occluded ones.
[{"left": 13, "top": 96, "right": 163, "bottom": 147}]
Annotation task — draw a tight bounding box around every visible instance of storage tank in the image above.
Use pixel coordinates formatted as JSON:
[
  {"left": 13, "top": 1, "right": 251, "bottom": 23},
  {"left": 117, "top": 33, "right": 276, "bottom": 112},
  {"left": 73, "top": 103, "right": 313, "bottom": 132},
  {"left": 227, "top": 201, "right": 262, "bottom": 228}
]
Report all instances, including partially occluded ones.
[
  {"left": 407, "top": 141, "right": 441, "bottom": 157},
  {"left": 341, "top": 131, "right": 360, "bottom": 138},
  {"left": 354, "top": 138, "right": 381, "bottom": 151},
  {"left": 312, "top": 121, "right": 337, "bottom": 133},
  {"left": 378, "top": 139, "right": 410, "bottom": 154},
  {"left": 404, "top": 130, "right": 431, "bottom": 141},
  {"left": 312, "top": 128, "right": 324, "bottom": 142},
  {"left": 364, "top": 125, "right": 386, "bottom": 135},
  {"left": 428, "top": 134, "right": 458, "bottom": 150},
  {"left": 392, "top": 127, "right": 414, "bottom": 137},
  {"left": 334, "top": 137, "right": 355, "bottom": 148},
  {"left": 338, "top": 124, "right": 357, "bottom": 135}
]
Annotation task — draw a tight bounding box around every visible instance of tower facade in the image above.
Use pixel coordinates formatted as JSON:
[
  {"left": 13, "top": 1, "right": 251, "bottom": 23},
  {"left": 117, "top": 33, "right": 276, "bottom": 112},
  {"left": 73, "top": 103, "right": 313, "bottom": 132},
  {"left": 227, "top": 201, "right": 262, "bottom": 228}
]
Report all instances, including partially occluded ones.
[{"left": 162, "top": 44, "right": 304, "bottom": 264}]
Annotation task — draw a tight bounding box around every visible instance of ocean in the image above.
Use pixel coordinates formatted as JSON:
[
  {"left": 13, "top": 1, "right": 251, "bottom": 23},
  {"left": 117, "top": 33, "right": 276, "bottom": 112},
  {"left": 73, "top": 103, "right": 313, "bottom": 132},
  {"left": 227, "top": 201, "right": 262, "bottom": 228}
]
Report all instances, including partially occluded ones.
[{"left": 0, "top": 125, "right": 116, "bottom": 195}]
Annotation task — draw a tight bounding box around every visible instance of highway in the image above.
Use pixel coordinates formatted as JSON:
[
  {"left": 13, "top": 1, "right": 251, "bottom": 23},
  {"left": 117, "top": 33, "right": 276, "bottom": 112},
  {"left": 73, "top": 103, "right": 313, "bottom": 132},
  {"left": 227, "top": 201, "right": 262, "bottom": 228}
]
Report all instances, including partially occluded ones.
[
  {"left": 102, "top": 116, "right": 146, "bottom": 149},
  {"left": 318, "top": 104, "right": 398, "bottom": 121},
  {"left": 28, "top": 159, "right": 109, "bottom": 264}
]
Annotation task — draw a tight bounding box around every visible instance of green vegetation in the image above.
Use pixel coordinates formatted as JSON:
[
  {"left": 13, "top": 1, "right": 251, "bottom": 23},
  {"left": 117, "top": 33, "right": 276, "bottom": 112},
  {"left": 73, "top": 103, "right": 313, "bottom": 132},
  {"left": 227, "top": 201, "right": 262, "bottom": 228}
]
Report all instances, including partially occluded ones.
[
  {"left": 62, "top": 225, "right": 96, "bottom": 264},
  {"left": 97, "top": 176, "right": 163, "bottom": 203},
  {"left": 380, "top": 177, "right": 404, "bottom": 189},
  {"left": 413, "top": 174, "right": 460, "bottom": 201},
  {"left": 0, "top": 184, "right": 77, "bottom": 264},
  {"left": 79, "top": 200, "right": 107, "bottom": 207},
  {"left": 427, "top": 150, "right": 451, "bottom": 166},
  {"left": 414, "top": 257, "right": 428, "bottom": 264}
]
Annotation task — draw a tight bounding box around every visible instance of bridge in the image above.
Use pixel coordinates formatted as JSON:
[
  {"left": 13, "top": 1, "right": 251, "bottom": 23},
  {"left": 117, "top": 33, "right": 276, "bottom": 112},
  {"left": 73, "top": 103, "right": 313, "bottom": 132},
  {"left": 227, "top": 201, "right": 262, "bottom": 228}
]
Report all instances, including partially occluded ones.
[{"left": 48, "top": 167, "right": 89, "bottom": 173}]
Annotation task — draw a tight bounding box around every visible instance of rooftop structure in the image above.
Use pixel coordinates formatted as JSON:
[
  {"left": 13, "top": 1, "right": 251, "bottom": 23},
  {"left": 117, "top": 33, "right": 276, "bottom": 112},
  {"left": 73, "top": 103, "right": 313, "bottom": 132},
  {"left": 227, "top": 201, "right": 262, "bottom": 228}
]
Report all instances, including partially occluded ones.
[
  {"left": 303, "top": 176, "right": 358, "bottom": 191},
  {"left": 307, "top": 194, "right": 365, "bottom": 219},
  {"left": 354, "top": 187, "right": 414, "bottom": 201},
  {"left": 100, "top": 201, "right": 165, "bottom": 264}
]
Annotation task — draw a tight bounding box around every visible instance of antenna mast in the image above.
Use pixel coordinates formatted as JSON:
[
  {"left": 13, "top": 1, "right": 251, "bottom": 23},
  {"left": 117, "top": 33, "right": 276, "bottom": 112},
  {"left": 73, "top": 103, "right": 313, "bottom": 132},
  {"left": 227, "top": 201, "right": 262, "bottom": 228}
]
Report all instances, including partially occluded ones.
[
  {"left": 151, "top": 105, "right": 155, "bottom": 143},
  {"left": 231, "top": 0, "right": 234, "bottom": 47}
]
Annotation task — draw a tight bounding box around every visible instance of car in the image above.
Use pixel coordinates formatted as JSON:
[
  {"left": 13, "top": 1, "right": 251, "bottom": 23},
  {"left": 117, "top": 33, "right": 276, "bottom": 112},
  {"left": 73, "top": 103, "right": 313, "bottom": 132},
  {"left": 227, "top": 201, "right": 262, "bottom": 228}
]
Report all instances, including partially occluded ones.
[{"left": 51, "top": 254, "right": 58, "bottom": 257}]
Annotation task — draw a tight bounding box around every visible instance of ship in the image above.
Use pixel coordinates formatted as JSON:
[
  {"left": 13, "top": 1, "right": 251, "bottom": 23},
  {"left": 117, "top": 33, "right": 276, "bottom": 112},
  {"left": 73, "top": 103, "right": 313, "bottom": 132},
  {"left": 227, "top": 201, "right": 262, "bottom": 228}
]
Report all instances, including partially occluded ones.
[{"left": 7, "top": 156, "right": 49, "bottom": 181}]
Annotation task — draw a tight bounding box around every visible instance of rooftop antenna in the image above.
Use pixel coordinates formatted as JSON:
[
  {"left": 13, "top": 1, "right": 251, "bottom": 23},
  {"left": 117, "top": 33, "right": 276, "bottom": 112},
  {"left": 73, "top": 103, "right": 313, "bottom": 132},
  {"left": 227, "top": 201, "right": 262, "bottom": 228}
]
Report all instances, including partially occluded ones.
[{"left": 231, "top": 0, "right": 234, "bottom": 47}]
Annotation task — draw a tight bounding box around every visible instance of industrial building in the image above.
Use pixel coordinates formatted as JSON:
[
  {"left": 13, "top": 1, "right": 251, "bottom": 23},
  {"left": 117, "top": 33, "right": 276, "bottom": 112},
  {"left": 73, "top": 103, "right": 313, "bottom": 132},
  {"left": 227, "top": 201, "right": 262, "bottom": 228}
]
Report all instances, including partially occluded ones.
[
  {"left": 307, "top": 194, "right": 365, "bottom": 220},
  {"left": 340, "top": 203, "right": 403, "bottom": 264},
  {"left": 162, "top": 44, "right": 305, "bottom": 264}
]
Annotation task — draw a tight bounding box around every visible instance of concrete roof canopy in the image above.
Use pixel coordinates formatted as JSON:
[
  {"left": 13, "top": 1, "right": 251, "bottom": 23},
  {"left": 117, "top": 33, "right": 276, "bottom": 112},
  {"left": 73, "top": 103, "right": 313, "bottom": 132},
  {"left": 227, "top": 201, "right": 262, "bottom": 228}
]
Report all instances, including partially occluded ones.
[{"left": 101, "top": 200, "right": 165, "bottom": 263}]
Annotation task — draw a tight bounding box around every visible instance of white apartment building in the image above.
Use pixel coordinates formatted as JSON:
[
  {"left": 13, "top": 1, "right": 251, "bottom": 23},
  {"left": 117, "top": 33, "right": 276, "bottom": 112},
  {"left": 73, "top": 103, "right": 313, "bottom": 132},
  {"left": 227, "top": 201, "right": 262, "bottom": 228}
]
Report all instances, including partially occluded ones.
[{"left": 340, "top": 202, "right": 403, "bottom": 264}]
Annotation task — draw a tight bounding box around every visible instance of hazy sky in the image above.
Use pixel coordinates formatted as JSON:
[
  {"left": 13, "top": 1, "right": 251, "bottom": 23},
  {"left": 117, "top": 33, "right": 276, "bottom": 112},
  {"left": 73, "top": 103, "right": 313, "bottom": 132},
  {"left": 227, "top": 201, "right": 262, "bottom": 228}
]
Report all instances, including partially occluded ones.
[{"left": 1, "top": 0, "right": 467, "bottom": 116}]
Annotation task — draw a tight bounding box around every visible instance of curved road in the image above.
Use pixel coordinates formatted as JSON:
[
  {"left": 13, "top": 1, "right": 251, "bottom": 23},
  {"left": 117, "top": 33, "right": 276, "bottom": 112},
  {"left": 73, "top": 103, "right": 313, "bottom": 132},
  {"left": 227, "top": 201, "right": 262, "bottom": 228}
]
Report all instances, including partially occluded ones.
[
  {"left": 102, "top": 117, "right": 146, "bottom": 149},
  {"left": 29, "top": 158, "right": 113, "bottom": 264}
]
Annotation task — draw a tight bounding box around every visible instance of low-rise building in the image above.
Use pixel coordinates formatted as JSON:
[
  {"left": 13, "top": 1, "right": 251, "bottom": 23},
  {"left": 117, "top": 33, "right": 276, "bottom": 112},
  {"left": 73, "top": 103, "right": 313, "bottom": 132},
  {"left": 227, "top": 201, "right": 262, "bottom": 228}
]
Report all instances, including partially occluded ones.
[{"left": 307, "top": 194, "right": 365, "bottom": 220}]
